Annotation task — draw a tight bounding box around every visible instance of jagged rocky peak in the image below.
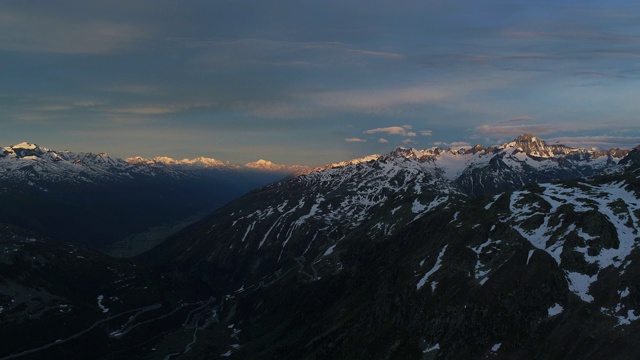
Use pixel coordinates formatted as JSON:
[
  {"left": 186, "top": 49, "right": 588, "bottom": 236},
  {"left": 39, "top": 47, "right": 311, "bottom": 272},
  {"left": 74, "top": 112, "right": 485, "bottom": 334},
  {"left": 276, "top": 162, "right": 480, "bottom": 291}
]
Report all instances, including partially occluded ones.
[
  {"left": 619, "top": 144, "right": 640, "bottom": 168},
  {"left": 507, "top": 133, "right": 555, "bottom": 157},
  {"left": 326, "top": 154, "right": 381, "bottom": 169},
  {"left": 463, "top": 143, "right": 486, "bottom": 155},
  {"left": 386, "top": 146, "right": 424, "bottom": 159},
  {"left": 515, "top": 133, "right": 542, "bottom": 143},
  {"left": 499, "top": 133, "right": 578, "bottom": 158},
  {"left": 385, "top": 146, "right": 447, "bottom": 160}
]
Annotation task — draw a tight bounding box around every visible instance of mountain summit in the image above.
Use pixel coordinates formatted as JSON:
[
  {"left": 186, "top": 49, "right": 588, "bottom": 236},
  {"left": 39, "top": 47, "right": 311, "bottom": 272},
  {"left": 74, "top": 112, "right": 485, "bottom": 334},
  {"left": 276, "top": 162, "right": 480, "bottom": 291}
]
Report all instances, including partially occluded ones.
[{"left": 500, "top": 133, "right": 571, "bottom": 158}]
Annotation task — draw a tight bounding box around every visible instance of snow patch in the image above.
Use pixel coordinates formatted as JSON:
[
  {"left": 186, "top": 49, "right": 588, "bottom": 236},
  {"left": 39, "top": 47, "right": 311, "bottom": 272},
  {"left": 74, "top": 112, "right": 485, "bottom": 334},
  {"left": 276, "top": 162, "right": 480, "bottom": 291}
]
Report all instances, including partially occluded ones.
[
  {"left": 423, "top": 343, "right": 440, "bottom": 353},
  {"left": 417, "top": 245, "right": 447, "bottom": 290},
  {"left": 97, "top": 295, "right": 109, "bottom": 313},
  {"left": 411, "top": 199, "right": 426, "bottom": 214},
  {"left": 12, "top": 142, "right": 37, "bottom": 150},
  {"left": 565, "top": 272, "right": 595, "bottom": 302},
  {"left": 548, "top": 303, "right": 564, "bottom": 316},
  {"left": 526, "top": 249, "right": 535, "bottom": 265},
  {"left": 618, "top": 309, "right": 640, "bottom": 326},
  {"left": 620, "top": 288, "right": 630, "bottom": 298},
  {"left": 491, "top": 343, "right": 501, "bottom": 352},
  {"left": 484, "top": 194, "right": 501, "bottom": 210},
  {"left": 324, "top": 244, "right": 336, "bottom": 256},
  {"left": 240, "top": 221, "right": 255, "bottom": 243}
]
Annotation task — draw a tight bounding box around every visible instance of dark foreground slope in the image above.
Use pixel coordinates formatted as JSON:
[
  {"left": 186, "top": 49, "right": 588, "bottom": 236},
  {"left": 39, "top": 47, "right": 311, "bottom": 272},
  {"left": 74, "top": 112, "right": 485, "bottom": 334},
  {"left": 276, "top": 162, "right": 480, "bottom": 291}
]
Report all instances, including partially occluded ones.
[{"left": 0, "top": 224, "right": 211, "bottom": 360}]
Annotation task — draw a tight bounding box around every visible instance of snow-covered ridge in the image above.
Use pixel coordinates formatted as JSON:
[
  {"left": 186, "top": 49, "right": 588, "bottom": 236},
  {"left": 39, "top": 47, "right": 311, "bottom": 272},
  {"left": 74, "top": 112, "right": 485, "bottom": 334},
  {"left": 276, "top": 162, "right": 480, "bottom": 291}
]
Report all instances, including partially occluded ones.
[
  {"left": 304, "top": 134, "right": 633, "bottom": 196},
  {"left": 324, "top": 154, "right": 381, "bottom": 169},
  {"left": 244, "top": 159, "right": 310, "bottom": 174},
  {"left": 126, "top": 155, "right": 230, "bottom": 168},
  {"left": 0, "top": 142, "right": 309, "bottom": 186},
  {"left": 127, "top": 155, "right": 309, "bottom": 173},
  {"left": 3, "top": 134, "right": 635, "bottom": 188}
]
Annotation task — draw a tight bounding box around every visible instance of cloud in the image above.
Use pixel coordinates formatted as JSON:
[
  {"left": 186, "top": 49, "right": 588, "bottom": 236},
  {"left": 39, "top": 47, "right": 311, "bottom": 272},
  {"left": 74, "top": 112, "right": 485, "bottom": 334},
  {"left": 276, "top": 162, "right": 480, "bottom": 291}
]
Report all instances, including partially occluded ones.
[
  {"left": 232, "top": 101, "right": 315, "bottom": 119},
  {"left": 420, "top": 130, "right": 433, "bottom": 136},
  {"left": 449, "top": 141, "right": 472, "bottom": 149},
  {"left": 95, "top": 84, "right": 160, "bottom": 95},
  {"left": 190, "top": 38, "right": 403, "bottom": 71},
  {"left": 110, "top": 107, "right": 177, "bottom": 115},
  {"left": 364, "top": 125, "right": 417, "bottom": 137},
  {"left": 109, "top": 101, "right": 217, "bottom": 116},
  {"left": 0, "top": 10, "right": 145, "bottom": 54},
  {"left": 499, "top": 116, "right": 534, "bottom": 124},
  {"left": 433, "top": 141, "right": 472, "bottom": 150},
  {"left": 402, "top": 139, "right": 417, "bottom": 145},
  {"left": 345, "top": 137, "right": 367, "bottom": 143},
  {"left": 378, "top": 138, "right": 388, "bottom": 143},
  {"left": 312, "top": 85, "right": 450, "bottom": 114},
  {"left": 345, "top": 49, "right": 404, "bottom": 60}
]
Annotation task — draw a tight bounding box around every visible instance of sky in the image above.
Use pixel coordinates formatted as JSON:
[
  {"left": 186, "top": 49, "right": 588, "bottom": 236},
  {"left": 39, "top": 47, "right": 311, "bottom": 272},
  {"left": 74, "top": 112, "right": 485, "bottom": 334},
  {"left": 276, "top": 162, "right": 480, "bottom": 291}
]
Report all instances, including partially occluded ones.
[{"left": 2, "top": 0, "right": 640, "bottom": 166}]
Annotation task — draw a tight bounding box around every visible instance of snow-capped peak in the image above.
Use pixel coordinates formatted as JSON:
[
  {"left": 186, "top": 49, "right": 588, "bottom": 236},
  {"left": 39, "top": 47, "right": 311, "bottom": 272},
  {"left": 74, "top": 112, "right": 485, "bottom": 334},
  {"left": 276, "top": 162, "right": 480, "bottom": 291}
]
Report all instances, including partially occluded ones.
[
  {"left": 11, "top": 142, "right": 39, "bottom": 150},
  {"left": 245, "top": 159, "right": 310, "bottom": 174},
  {"left": 124, "top": 155, "right": 308, "bottom": 173},
  {"left": 326, "top": 154, "right": 381, "bottom": 169},
  {"left": 125, "top": 156, "right": 229, "bottom": 168},
  {"left": 498, "top": 133, "right": 579, "bottom": 158}
]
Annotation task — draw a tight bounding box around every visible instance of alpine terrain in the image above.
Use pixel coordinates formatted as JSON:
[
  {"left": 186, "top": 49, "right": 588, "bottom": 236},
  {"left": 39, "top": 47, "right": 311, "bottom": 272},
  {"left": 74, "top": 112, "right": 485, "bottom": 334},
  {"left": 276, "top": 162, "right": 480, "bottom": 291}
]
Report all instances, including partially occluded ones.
[
  {"left": 0, "top": 142, "right": 303, "bottom": 251},
  {"left": 2, "top": 134, "right": 640, "bottom": 359}
]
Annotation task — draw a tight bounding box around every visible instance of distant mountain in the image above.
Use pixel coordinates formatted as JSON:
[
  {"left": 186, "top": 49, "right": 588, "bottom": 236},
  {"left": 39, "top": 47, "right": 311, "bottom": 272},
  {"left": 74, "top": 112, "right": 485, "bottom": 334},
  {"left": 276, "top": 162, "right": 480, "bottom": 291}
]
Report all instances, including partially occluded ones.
[
  {"left": 1, "top": 142, "right": 154, "bottom": 185},
  {"left": 0, "top": 142, "right": 299, "bottom": 249},
  {"left": 137, "top": 134, "right": 640, "bottom": 358},
  {"left": 125, "top": 155, "right": 310, "bottom": 174},
  {"left": 126, "top": 155, "right": 230, "bottom": 168},
  {"left": 244, "top": 159, "right": 310, "bottom": 174},
  {"left": 1, "top": 142, "right": 309, "bottom": 186}
]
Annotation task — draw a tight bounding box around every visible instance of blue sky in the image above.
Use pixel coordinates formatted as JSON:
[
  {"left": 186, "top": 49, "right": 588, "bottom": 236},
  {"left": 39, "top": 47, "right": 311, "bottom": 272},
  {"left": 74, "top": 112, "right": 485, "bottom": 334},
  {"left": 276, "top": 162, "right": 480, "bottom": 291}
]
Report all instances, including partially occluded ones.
[{"left": 2, "top": 0, "right": 640, "bottom": 166}]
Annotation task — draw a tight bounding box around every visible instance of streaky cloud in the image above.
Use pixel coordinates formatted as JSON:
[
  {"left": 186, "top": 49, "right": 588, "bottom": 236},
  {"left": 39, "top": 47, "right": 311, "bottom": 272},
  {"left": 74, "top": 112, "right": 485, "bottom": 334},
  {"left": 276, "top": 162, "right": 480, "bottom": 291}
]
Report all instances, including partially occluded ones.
[
  {"left": 345, "top": 137, "right": 367, "bottom": 143},
  {"left": 364, "top": 126, "right": 416, "bottom": 137},
  {"left": 499, "top": 116, "right": 534, "bottom": 124}
]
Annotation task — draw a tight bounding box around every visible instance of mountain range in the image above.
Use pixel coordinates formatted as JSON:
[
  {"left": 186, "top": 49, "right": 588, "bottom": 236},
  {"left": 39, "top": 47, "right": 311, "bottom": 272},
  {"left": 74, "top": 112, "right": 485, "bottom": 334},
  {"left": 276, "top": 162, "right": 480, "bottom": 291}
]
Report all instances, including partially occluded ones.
[
  {"left": 1, "top": 142, "right": 308, "bottom": 185},
  {"left": 0, "top": 142, "right": 302, "bottom": 250},
  {"left": 2, "top": 134, "right": 640, "bottom": 359}
]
